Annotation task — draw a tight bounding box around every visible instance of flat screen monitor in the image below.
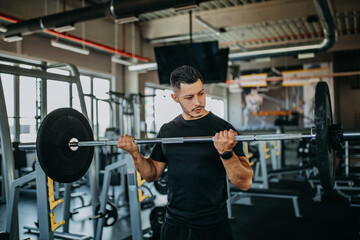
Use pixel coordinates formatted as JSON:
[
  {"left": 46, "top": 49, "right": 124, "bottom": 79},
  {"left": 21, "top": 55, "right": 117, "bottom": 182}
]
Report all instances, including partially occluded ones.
[{"left": 154, "top": 41, "right": 229, "bottom": 85}]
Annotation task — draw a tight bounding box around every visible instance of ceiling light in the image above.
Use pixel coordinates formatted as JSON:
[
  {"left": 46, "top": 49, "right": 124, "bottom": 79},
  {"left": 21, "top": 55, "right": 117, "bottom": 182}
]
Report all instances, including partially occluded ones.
[
  {"left": 54, "top": 25, "right": 76, "bottom": 33},
  {"left": 149, "top": 33, "right": 205, "bottom": 44},
  {"left": 3, "top": 35, "right": 23, "bottom": 42},
  {"left": 174, "top": 4, "right": 198, "bottom": 12},
  {"left": 50, "top": 40, "right": 90, "bottom": 55},
  {"left": 111, "top": 56, "right": 134, "bottom": 66},
  {"left": 195, "top": 16, "right": 221, "bottom": 35},
  {"left": 297, "top": 52, "right": 315, "bottom": 59},
  {"left": 254, "top": 57, "right": 271, "bottom": 63},
  {"left": 0, "top": 26, "right": 7, "bottom": 33},
  {"left": 116, "top": 16, "right": 139, "bottom": 24},
  {"left": 239, "top": 74, "right": 267, "bottom": 87},
  {"left": 128, "top": 62, "right": 158, "bottom": 72}
]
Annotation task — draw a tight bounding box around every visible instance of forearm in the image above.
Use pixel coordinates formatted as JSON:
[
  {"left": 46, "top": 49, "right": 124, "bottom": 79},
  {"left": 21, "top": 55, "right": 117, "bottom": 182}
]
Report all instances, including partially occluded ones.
[
  {"left": 130, "top": 151, "right": 157, "bottom": 182},
  {"left": 221, "top": 154, "right": 253, "bottom": 191}
]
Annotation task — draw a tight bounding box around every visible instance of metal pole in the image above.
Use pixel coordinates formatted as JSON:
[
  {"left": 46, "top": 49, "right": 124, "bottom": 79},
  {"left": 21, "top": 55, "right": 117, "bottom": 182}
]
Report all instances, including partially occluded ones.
[
  {"left": 90, "top": 77, "right": 94, "bottom": 129},
  {"left": 345, "top": 141, "right": 349, "bottom": 177},
  {"left": 35, "top": 162, "right": 53, "bottom": 240},
  {"left": 40, "top": 76, "right": 47, "bottom": 120},
  {"left": 119, "top": 98, "right": 124, "bottom": 136},
  {"left": 62, "top": 183, "right": 72, "bottom": 233},
  {"left": 258, "top": 141, "right": 269, "bottom": 189},
  {"left": 96, "top": 99, "right": 99, "bottom": 139},
  {"left": 226, "top": 175, "right": 233, "bottom": 220},
  {"left": 127, "top": 164, "right": 143, "bottom": 240},
  {"left": 133, "top": 95, "right": 141, "bottom": 139},
  {"left": 69, "top": 82, "right": 73, "bottom": 108},
  {"left": 343, "top": 132, "right": 360, "bottom": 140},
  {"left": 0, "top": 75, "right": 15, "bottom": 205},
  {"left": 13, "top": 74, "right": 20, "bottom": 142},
  {"left": 40, "top": 62, "right": 48, "bottom": 121}
]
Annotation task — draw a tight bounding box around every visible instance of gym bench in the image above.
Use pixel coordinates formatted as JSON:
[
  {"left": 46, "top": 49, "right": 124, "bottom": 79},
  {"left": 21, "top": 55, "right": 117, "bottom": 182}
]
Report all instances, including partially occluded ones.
[{"left": 230, "top": 187, "right": 302, "bottom": 218}]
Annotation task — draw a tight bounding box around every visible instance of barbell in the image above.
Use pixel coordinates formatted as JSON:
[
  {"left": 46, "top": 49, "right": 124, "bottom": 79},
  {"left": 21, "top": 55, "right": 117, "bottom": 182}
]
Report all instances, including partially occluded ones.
[{"left": 18, "top": 82, "right": 360, "bottom": 190}]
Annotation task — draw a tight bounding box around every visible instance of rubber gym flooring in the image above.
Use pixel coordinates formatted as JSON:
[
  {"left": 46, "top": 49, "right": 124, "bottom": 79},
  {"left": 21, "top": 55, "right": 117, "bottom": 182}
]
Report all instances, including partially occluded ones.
[
  {"left": 0, "top": 178, "right": 359, "bottom": 240},
  {"left": 230, "top": 180, "right": 360, "bottom": 240}
]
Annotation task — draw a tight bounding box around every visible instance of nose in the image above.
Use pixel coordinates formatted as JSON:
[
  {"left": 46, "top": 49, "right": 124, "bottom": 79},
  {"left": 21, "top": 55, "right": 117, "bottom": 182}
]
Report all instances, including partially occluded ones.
[{"left": 194, "top": 95, "right": 200, "bottom": 105}]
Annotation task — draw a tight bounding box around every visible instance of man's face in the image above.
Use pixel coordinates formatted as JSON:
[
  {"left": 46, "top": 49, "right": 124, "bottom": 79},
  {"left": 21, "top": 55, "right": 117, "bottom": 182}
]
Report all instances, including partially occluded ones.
[{"left": 171, "top": 79, "right": 207, "bottom": 120}]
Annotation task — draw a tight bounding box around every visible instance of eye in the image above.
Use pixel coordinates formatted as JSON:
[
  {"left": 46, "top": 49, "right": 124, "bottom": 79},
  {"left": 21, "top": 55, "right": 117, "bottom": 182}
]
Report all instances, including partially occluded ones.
[
  {"left": 185, "top": 96, "right": 193, "bottom": 100},
  {"left": 199, "top": 92, "right": 204, "bottom": 96}
]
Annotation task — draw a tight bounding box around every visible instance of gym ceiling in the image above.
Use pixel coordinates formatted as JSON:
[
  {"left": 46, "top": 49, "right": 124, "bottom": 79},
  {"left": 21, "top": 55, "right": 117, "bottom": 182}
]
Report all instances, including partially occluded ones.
[{"left": 0, "top": 0, "right": 359, "bottom": 74}]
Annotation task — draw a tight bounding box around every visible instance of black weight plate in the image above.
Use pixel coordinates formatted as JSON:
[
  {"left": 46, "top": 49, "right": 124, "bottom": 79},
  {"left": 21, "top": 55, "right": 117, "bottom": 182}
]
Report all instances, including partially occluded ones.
[
  {"left": 315, "top": 82, "right": 335, "bottom": 190},
  {"left": 96, "top": 201, "right": 118, "bottom": 227},
  {"left": 36, "top": 108, "right": 94, "bottom": 183},
  {"left": 150, "top": 206, "right": 166, "bottom": 236},
  {"left": 154, "top": 170, "right": 168, "bottom": 195},
  {"left": 0, "top": 232, "right": 10, "bottom": 240}
]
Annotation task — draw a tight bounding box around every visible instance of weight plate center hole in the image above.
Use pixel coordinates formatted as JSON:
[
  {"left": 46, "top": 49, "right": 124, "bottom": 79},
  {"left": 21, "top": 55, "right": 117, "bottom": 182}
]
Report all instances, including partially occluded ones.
[{"left": 69, "top": 138, "right": 79, "bottom": 151}]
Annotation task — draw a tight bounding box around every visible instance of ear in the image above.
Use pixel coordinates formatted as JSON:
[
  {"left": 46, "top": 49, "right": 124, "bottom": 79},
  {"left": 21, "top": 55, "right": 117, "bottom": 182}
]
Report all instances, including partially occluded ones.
[{"left": 171, "top": 93, "right": 179, "bottom": 103}]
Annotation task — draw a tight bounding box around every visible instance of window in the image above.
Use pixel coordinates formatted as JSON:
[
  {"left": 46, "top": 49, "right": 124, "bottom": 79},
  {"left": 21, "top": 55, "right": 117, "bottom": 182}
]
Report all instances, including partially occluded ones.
[
  {"left": 93, "top": 77, "right": 110, "bottom": 137},
  {"left": 144, "top": 86, "right": 225, "bottom": 134},
  {"left": 206, "top": 97, "right": 225, "bottom": 119},
  {"left": 47, "top": 80, "right": 70, "bottom": 113},
  {"left": 47, "top": 68, "right": 70, "bottom": 113},
  {"left": 46, "top": 70, "right": 111, "bottom": 137},
  {"left": 72, "top": 75, "right": 92, "bottom": 114},
  {"left": 73, "top": 76, "right": 111, "bottom": 138},
  {"left": 0, "top": 59, "right": 112, "bottom": 142},
  {"left": 19, "top": 76, "right": 37, "bottom": 142}
]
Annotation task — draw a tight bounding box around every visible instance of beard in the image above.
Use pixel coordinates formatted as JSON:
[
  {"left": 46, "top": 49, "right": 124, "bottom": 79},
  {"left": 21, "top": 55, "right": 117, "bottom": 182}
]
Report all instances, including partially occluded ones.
[{"left": 182, "top": 105, "right": 205, "bottom": 119}]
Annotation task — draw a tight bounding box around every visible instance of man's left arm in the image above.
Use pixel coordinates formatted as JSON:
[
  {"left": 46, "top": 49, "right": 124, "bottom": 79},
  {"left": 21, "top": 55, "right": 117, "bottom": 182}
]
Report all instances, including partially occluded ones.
[{"left": 214, "top": 129, "right": 253, "bottom": 191}]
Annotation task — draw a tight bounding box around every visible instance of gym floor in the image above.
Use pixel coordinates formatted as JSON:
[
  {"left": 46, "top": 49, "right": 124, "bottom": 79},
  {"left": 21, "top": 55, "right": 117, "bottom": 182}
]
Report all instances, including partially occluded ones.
[{"left": 0, "top": 176, "right": 359, "bottom": 240}]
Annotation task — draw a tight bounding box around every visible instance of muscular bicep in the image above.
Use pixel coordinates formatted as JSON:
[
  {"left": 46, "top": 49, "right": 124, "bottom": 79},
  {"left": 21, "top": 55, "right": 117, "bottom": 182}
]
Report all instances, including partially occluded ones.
[{"left": 149, "top": 157, "right": 167, "bottom": 181}]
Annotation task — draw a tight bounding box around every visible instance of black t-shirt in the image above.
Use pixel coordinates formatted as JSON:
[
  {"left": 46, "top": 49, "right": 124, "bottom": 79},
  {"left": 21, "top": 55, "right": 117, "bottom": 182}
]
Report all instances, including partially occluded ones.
[{"left": 150, "top": 112, "right": 245, "bottom": 227}]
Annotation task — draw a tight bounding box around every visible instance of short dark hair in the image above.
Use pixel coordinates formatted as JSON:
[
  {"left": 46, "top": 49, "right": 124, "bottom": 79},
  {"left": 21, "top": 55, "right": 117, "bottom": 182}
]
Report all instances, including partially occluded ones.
[{"left": 170, "top": 65, "right": 203, "bottom": 89}]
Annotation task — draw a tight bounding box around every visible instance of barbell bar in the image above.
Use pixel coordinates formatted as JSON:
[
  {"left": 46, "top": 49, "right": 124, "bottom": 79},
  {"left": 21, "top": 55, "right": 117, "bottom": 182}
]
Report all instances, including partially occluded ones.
[
  {"left": 18, "top": 133, "right": 305, "bottom": 150},
  {"left": 75, "top": 131, "right": 360, "bottom": 145},
  {"left": 18, "top": 131, "right": 359, "bottom": 150},
  {"left": 16, "top": 82, "right": 360, "bottom": 190}
]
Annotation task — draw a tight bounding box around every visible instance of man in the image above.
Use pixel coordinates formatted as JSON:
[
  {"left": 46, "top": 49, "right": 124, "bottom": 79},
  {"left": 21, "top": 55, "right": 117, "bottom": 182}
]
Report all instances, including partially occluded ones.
[{"left": 117, "top": 65, "right": 253, "bottom": 240}]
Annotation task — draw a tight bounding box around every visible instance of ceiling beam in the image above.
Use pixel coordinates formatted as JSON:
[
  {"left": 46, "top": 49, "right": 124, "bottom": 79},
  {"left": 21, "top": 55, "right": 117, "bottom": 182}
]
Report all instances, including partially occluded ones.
[
  {"left": 333, "top": 0, "right": 360, "bottom": 12},
  {"left": 139, "top": 0, "right": 319, "bottom": 40},
  {"left": 330, "top": 35, "right": 360, "bottom": 52}
]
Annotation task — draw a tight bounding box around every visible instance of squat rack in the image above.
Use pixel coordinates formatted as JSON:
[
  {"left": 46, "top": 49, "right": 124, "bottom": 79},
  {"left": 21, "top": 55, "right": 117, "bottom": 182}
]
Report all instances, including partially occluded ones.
[{"left": 0, "top": 56, "right": 145, "bottom": 240}]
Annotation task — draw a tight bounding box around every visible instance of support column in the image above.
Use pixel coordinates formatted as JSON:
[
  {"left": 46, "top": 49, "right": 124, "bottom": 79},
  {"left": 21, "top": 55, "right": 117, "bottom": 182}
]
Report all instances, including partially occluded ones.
[
  {"left": 124, "top": 68, "right": 139, "bottom": 94},
  {"left": 111, "top": 62, "right": 124, "bottom": 130}
]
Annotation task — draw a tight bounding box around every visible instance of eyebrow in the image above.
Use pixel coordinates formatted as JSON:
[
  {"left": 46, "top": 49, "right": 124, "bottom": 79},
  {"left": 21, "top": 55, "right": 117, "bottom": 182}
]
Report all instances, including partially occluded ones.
[{"left": 183, "top": 89, "right": 205, "bottom": 97}]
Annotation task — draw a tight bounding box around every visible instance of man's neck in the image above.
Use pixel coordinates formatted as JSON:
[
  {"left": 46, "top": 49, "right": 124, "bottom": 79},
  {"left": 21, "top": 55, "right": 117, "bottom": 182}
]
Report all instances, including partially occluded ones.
[{"left": 181, "top": 110, "right": 210, "bottom": 121}]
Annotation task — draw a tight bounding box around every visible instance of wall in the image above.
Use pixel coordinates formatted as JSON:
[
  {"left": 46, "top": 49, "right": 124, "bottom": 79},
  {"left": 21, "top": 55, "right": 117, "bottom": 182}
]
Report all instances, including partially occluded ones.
[
  {"left": 0, "top": 0, "right": 150, "bottom": 96},
  {"left": 228, "top": 90, "right": 243, "bottom": 129},
  {"left": 334, "top": 50, "right": 360, "bottom": 130}
]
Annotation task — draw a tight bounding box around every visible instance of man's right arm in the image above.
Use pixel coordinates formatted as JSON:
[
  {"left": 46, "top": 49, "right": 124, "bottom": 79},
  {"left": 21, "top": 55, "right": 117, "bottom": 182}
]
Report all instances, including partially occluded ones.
[{"left": 117, "top": 134, "right": 167, "bottom": 182}]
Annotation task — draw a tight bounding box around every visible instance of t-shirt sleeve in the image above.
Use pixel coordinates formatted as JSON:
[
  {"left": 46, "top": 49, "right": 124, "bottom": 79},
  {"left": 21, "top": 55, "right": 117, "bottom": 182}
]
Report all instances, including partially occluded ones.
[
  {"left": 228, "top": 123, "right": 245, "bottom": 157},
  {"left": 149, "top": 129, "right": 167, "bottom": 163}
]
